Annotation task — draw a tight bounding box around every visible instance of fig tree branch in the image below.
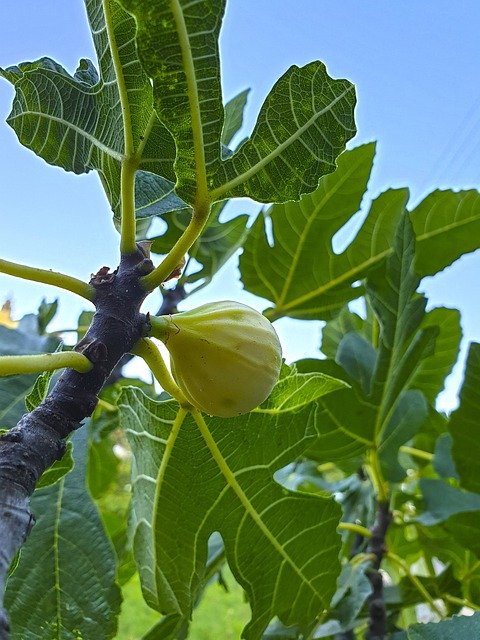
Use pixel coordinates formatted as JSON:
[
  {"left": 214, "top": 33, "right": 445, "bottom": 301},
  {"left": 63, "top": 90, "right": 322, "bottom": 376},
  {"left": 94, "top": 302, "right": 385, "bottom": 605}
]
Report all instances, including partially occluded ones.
[
  {"left": 365, "top": 501, "right": 392, "bottom": 640},
  {"left": 0, "top": 245, "right": 154, "bottom": 640},
  {"left": 0, "top": 258, "right": 95, "bottom": 301}
]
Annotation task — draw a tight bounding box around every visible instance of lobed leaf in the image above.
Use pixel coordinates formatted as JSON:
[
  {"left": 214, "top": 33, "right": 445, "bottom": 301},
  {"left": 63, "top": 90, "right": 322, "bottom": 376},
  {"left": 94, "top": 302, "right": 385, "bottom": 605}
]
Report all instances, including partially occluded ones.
[
  {"left": 121, "top": 1, "right": 356, "bottom": 205},
  {"left": 411, "top": 189, "right": 480, "bottom": 277},
  {"left": 0, "top": 0, "right": 179, "bottom": 220},
  {"left": 240, "top": 145, "right": 409, "bottom": 320},
  {"left": 211, "top": 62, "right": 357, "bottom": 203},
  {"left": 119, "top": 385, "right": 343, "bottom": 639}
]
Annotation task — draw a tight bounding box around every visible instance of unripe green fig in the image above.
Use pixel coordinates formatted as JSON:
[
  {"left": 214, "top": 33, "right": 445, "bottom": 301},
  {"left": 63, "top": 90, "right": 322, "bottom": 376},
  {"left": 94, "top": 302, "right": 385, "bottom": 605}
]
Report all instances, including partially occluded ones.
[{"left": 157, "top": 301, "right": 282, "bottom": 417}]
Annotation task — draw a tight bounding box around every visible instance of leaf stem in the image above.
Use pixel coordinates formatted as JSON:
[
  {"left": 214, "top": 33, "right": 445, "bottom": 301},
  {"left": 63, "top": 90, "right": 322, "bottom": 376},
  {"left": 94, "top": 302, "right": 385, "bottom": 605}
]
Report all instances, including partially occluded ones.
[
  {"left": 387, "top": 551, "right": 445, "bottom": 618},
  {"left": 0, "top": 258, "right": 94, "bottom": 301},
  {"left": 0, "top": 352, "right": 92, "bottom": 377},
  {"left": 368, "top": 448, "right": 389, "bottom": 503},
  {"left": 337, "top": 522, "right": 372, "bottom": 539},
  {"left": 140, "top": 201, "right": 211, "bottom": 291},
  {"left": 132, "top": 338, "right": 189, "bottom": 405},
  {"left": 103, "top": 0, "right": 137, "bottom": 255},
  {"left": 120, "top": 159, "right": 138, "bottom": 254},
  {"left": 444, "top": 594, "right": 480, "bottom": 612},
  {"left": 170, "top": 0, "right": 209, "bottom": 201},
  {"left": 400, "top": 445, "right": 434, "bottom": 462}
]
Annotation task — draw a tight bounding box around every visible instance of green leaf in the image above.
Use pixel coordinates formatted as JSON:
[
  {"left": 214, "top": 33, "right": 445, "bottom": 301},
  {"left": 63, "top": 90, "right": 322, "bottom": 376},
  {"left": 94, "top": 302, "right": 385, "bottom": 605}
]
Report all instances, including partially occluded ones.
[
  {"left": 321, "top": 306, "right": 370, "bottom": 359},
  {"left": 119, "top": 388, "right": 342, "bottom": 638},
  {"left": 211, "top": 61, "right": 357, "bottom": 203},
  {"left": 37, "top": 298, "right": 58, "bottom": 335},
  {"left": 241, "top": 146, "right": 409, "bottom": 321},
  {"left": 119, "top": 0, "right": 226, "bottom": 204},
  {"left": 449, "top": 342, "right": 480, "bottom": 493},
  {"left": 37, "top": 441, "right": 75, "bottom": 489},
  {"left": 367, "top": 213, "right": 434, "bottom": 440},
  {"left": 417, "top": 479, "right": 480, "bottom": 526},
  {"left": 409, "top": 308, "right": 462, "bottom": 404},
  {"left": 378, "top": 390, "right": 428, "bottom": 482},
  {"left": 222, "top": 88, "right": 250, "bottom": 147},
  {"left": 0, "top": 324, "right": 59, "bottom": 428},
  {"left": 331, "top": 559, "right": 371, "bottom": 629},
  {"left": 294, "top": 359, "right": 376, "bottom": 465},
  {"left": 4, "top": 429, "right": 121, "bottom": 640},
  {"left": 260, "top": 368, "right": 348, "bottom": 412},
  {"left": 411, "top": 189, "right": 480, "bottom": 276},
  {"left": 433, "top": 434, "right": 459, "bottom": 480},
  {"left": 0, "top": 1, "right": 179, "bottom": 220},
  {"left": 120, "top": 1, "right": 356, "bottom": 205},
  {"left": 404, "top": 612, "right": 480, "bottom": 639},
  {"left": 336, "top": 332, "right": 376, "bottom": 395}
]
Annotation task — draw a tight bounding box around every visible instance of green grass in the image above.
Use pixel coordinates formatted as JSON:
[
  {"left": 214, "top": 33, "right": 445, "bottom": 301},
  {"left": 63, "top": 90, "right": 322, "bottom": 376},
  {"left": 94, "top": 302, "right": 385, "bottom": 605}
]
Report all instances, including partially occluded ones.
[{"left": 117, "top": 567, "right": 250, "bottom": 639}]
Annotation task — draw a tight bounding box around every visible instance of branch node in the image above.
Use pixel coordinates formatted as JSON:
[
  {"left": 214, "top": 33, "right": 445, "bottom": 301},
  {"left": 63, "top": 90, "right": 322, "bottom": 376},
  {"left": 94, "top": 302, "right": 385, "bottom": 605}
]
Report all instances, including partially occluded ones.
[{"left": 90, "top": 266, "right": 116, "bottom": 287}]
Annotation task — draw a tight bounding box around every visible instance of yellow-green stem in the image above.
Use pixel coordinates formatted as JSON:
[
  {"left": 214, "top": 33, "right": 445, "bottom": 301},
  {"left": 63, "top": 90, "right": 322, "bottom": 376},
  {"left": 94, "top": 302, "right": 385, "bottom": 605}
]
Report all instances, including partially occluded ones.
[
  {"left": 147, "top": 316, "right": 172, "bottom": 343},
  {"left": 103, "top": 0, "right": 137, "bottom": 255},
  {"left": 132, "top": 338, "right": 189, "bottom": 406},
  {"left": 368, "top": 448, "right": 389, "bottom": 503},
  {"left": 119, "top": 159, "right": 138, "bottom": 255},
  {"left": 0, "top": 352, "right": 92, "bottom": 377},
  {"left": 387, "top": 552, "right": 445, "bottom": 618},
  {"left": 400, "top": 445, "right": 434, "bottom": 462},
  {"left": 444, "top": 594, "right": 480, "bottom": 612},
  {"left": 141, "top": 201, "right": 211, "bottom": 291},
  {"left": 0, "top": 258, "right": 95, "bottom": 301},
  {"left": 337, "top": 522, "right": 372, "bottom": 539}
]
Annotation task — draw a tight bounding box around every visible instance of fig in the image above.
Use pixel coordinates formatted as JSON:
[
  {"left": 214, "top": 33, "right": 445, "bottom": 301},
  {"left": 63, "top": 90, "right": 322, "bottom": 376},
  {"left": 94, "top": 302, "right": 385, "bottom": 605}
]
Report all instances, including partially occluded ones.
[{"left": 155, "top": 301, "right": 282, "bottom": 417}]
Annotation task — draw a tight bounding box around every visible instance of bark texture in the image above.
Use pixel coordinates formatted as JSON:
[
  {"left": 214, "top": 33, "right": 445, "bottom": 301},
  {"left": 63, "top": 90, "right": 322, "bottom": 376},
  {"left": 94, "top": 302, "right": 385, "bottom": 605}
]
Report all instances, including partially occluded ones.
[
  {"left": 365, "top": 501, "right": 392, "bottom": 640},
  {"left": 0, "top": 246, "right": 153, "bottom": 639}
]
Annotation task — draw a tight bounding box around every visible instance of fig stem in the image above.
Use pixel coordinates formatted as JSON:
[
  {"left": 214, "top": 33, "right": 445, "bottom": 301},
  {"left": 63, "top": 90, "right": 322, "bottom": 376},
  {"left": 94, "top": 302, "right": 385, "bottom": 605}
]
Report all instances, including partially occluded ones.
[{"left": 132, "top": 337, "right": 190, "bottom": 406}]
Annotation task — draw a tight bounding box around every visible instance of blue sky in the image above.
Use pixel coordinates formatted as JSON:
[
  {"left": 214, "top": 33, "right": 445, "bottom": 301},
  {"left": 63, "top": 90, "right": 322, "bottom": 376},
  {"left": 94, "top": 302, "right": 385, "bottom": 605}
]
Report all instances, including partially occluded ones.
[{"left": 1, "top": 1, "right": 480, "bottom": 409}]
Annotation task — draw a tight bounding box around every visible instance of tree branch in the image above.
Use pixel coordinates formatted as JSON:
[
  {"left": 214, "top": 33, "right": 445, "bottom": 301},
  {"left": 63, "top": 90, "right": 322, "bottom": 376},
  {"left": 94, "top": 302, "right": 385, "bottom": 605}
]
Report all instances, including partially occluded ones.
[
  {"left": 0, "top": 245, "right": 154, "bottom": 639},
  {"left": 365, "top": 501, "right": 392, "bottom": 640}
]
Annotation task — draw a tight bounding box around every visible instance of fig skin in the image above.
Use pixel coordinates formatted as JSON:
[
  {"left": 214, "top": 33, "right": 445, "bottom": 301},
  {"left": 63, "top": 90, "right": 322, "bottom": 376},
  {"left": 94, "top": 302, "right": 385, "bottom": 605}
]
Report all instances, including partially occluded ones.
[{"left": 162, "top": 301, "right": 282, "bottom": 418}]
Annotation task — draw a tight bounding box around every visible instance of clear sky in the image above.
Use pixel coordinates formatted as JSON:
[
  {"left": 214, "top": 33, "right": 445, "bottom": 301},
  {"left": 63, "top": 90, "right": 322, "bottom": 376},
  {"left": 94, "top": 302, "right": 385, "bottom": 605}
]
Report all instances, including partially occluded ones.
[{"left": 1, "top": 1, "right": 480, "bottom": 409}]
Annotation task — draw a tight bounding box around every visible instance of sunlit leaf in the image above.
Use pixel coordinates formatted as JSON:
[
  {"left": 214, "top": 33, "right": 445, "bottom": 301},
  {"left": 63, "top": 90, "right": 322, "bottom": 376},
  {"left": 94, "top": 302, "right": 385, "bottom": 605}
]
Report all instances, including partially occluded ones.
[
  {"left": 119, "top": 385, "right": 343, "bottom": 638},
  {"left": 0, "top": 0, "right": 178, "bottom": 220},
  {"left": 411, "top": 189, "right": 480, "bottom": 276},
  {"left": 240, "top": 145, "right": 409, "bottom": 320},
  {"left": 222, "top": 88, "right": 250, "bottom": 147},
  {"left": 121, "top": 0, "right": 356, "bottom": 204}
]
